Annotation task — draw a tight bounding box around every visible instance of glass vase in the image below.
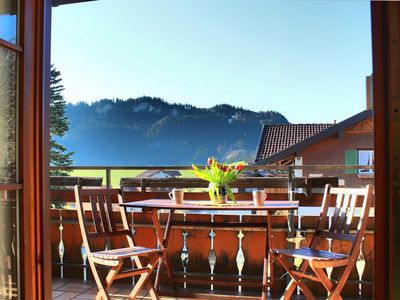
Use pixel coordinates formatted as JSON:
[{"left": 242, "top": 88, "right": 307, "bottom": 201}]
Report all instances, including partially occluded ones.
[{"left": 209, "top": 183, "right": 228, "bottom": 204}]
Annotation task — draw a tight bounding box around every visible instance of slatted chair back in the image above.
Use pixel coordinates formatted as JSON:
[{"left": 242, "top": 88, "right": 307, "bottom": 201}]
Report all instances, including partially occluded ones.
[
  {"left": 74, "top": 186, "right": 134, "bottom": 254},
  {"left": 311, "top": 184, "right": 373, "bottom": 253}
]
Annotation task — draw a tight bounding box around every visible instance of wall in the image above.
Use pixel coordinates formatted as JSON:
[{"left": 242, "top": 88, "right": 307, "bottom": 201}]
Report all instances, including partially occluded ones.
[{"left": 299, "top": 117, "right": 374, "bottom": 187}]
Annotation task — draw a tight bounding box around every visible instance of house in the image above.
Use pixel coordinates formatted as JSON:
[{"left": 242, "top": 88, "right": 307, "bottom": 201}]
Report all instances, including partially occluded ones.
[
  {"left": 255, "top": 110, "right": 374, "bottom": 187},
  {"left": 136, "top": 170, "right": 181, "bottom": 179},
  {"left": 135, "top": 170, "right": 182, "bottom": 191}
]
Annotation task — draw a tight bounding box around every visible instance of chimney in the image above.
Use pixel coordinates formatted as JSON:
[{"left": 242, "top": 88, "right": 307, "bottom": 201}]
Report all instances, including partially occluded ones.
[{"left": 366, "top": 75, "right": 373, "bottom": 110}]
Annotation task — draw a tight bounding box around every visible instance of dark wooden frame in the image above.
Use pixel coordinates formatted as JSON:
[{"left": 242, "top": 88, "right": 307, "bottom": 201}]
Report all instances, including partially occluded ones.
[
  {"left": 371, "top": 2, "right": 400, "bottom": 299},
  {"left": 4, "top": 1, "right": 396, "bottom": 299},
  {"left": 18, "top": 0, "right": 52, "bottom": 299},
  {"left": 0, "top": 0, "right": 52, "bottom": 298}
]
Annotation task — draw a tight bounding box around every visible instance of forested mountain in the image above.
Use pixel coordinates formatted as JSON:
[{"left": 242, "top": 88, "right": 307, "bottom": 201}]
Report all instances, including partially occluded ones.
[{"left": 57, "top": 97, "right": 289, "bottom": 165}]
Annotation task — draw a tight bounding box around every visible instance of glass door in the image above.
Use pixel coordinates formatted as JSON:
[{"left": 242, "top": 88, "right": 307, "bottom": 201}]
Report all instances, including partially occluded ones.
[{"left": 0, "top": 1, "right": 21, "bottom": 299}]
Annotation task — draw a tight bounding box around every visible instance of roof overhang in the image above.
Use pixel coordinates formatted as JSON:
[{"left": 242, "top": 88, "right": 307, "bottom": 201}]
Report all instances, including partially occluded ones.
[
  {"left": 52, "top": 0, "right": 96, "bottom": 7},
  {"left": 0, "top": 3, "right": 17, "bottom": 14}
]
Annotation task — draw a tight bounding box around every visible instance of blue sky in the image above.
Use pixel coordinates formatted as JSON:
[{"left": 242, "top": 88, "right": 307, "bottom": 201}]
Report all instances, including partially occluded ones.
[
  {"left": 52, "top": 0, "right": 372, "bottom": 123},
  {"left": 0, "top": 14, "right": 16, "bottom": 43}
]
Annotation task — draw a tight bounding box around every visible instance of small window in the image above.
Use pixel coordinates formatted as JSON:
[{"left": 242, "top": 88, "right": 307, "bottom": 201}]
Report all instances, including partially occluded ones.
[
  {"left": 358, "top": 150, "right": 374, "bottom": 174},
  {"left": 0, "top": 1, "right": 18, "bottom": 44}
]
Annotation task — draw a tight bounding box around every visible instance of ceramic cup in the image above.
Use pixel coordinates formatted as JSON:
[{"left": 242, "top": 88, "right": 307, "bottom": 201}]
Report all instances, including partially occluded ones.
[
  {"left": 252, "top": 190, "right": 267, "bottom": 206},
  {"left": 169, "top": 188, "right": 184, "bottom": 204}
]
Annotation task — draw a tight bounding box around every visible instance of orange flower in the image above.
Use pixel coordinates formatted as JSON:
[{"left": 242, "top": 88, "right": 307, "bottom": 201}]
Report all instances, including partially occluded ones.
[{"left": 235, "top": 164, "right": 244, "bottom": 171}]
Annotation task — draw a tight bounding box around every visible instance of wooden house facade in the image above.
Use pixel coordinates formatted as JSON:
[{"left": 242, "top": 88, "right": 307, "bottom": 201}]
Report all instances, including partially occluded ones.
[{"left": 255, "top": 110, "right": 374, "bottom": 188}]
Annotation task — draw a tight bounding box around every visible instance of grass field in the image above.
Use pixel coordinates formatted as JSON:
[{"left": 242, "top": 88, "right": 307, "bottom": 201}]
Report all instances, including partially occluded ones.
[{"left": 70, "top": 169, "right": 196, "bottom": 188}]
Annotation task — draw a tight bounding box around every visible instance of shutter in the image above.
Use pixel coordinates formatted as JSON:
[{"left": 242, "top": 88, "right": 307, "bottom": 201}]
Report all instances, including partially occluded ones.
[{"left": 344, "top": 150, "right": 358, "bottom": 174}]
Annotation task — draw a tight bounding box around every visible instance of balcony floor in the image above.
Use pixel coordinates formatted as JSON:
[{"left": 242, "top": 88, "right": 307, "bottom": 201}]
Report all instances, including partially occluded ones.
[
  {"left": 52, "top": 278, "right": 279, "bottom": 300},
  {"left": 52, "top": 278, "right": 178, "bottom": 300},
  {"left": 52, "top": 278, "right": 370, "bottom": 300}
]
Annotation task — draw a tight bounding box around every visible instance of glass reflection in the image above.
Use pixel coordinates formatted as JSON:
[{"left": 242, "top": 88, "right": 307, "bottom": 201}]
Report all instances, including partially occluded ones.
[
  {"left": 0, "top": 46, "right": 17, "bottom": 183},
  {"left": 0, "top": 190, "right": 18, "bottom": 299},
  {"left": 0, "top": 1, "right": 17, "bottom": 44}
]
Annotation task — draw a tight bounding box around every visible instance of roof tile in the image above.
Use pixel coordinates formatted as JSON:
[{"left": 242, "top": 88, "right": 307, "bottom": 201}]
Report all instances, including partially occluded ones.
[{"left": 256, "top": 124, "right": 333, "bottom": 161}]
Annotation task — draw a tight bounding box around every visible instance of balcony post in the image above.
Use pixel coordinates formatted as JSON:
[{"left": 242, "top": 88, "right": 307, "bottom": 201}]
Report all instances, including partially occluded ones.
[{"left": 106, "top": 168, "right": 111, "bottom": 188}]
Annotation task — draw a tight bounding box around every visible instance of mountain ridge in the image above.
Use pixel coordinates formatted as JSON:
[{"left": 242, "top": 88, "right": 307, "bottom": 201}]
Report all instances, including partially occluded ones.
[{"left": 57, "top": 96, "right": 289, "bottom": 165}]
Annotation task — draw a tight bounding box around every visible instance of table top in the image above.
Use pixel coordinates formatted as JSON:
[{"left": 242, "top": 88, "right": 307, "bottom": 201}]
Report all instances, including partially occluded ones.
[{"left": 121, "top": 199, "right": 299, "bottom": 211}]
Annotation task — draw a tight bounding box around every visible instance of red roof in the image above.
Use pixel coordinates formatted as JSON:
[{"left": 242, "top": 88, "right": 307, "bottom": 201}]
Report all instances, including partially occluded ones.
[{"left": 256, "top": 124, "right": 333, "bottom": 161}]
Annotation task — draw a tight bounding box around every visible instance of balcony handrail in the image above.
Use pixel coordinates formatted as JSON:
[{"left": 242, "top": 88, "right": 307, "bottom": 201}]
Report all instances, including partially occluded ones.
[
  {"left": 50, "top": 164, "right": 373, "bottom": 189},
  {"left": 50, "top": 164, "right": 374, "bottom": 171}
]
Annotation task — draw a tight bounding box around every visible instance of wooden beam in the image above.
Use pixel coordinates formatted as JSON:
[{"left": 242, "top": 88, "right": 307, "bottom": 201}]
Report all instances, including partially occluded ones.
[
  {"left": 20, "top": 0, "right": 52, "bottom": 298},
  {"left": 372, "top": 2, "right": 400, "bottom": 299},
  {"left": 0, "top": 38, "right": 23, "bottom": 53},
  {"left": 119, "top": 176, "right": 338, "bottom": 189},
  {"left": 52, "top": 0, "right": 96, "bottom": 7}
]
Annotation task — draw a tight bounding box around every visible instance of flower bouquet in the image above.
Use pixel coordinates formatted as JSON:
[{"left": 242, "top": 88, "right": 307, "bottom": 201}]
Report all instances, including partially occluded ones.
[{"left": 192, "top": 157, "right": 245, "bottom": 204}]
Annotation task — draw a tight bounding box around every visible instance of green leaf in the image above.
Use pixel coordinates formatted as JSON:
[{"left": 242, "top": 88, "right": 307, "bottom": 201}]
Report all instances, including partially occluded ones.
[
  {"left": 226, "top": 185, "right": 236, "bottom": 203},
  {"left": 208, "top": 182, "right": 215, "bottom": 203}
]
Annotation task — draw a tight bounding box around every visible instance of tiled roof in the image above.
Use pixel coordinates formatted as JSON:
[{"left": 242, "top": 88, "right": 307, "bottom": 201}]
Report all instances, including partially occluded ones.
[{"left": 256, "top": 124, "right": 333, "bottom": 161}]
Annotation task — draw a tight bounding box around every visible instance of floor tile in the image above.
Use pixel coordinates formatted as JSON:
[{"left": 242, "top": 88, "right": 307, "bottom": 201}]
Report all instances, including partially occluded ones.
[
  {"left": 53, "top": 292, "right": 80, "bottom": 300},
  {"left": 52, "top": 291, "right": 64, "bottom": 298}
]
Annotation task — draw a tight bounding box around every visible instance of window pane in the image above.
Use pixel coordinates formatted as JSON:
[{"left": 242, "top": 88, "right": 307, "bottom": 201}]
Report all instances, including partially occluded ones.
[
  {"left": 0, "top": 190, "right": 18, "bottom": 299},
  {"left": 0, "top": 1, "right": 17, "bottom": 44},
  {"left": 0, "top": 46, "right": 17, "bottom": 183},
  {"left": 359, "top": 150, "right": 374, "bottom": 174}
]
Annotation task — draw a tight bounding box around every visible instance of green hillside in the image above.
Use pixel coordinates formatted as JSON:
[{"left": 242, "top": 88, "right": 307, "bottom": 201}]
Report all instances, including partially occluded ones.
[{"left": 57, "top": 97, "right": 289, "bottom": 166}]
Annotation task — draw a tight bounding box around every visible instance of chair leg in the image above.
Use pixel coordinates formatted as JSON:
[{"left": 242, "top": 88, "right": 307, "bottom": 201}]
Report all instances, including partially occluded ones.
[
  {"left": 146, "top": 281, "right": 159, "bottom": 300},
  {"left": 133, "top": 255, "right": 159, "bottom": 297},
  {"left": 327, "top": 261, "right": 355, "bottom": 300},
  {"left": 272, "top": 252, "right": 310, "bottom": 300},
  {"left": 162, "top": 252, "right": 177, "bottom": 291},
  {"left": 93, "top": 262, "right": 123, "bottom": 299},
  {"left": 310, "top": 265, "right": 333, "bottom": 293},
  {"left": 105, "top": 262, "right": 123, "bottom": 288},
  {"left": 329, "top": 294, "right": 344, "bottom": 300},
  {"left": 275, "top": 255, "right": 316, "bottom": 300},
  {"left": 88, "top": 259, "right": 111, "bottom": 300},
  {"left": 128, "top": 254, "right": 161, "bottom": 300}
]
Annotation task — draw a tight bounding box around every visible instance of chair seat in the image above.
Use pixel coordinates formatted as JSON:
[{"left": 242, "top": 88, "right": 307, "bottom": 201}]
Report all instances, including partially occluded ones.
[
  {"left": 272, "top": 247, "right": 349, "bottom": 262},
  {"left": 91, "top": 246, "right": 166, "bottom": 260}
]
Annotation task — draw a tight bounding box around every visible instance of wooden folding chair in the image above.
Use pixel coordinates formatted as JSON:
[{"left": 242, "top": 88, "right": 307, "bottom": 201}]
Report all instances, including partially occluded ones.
[
  {"left": 271, "top": 184, "right": 373, "bottom": 300},
  {"left": 74, "top": 185, "right": 166, "bottom": 300}
]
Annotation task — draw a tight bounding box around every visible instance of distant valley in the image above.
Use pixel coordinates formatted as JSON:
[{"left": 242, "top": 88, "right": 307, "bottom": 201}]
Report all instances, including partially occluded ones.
[{"left": 57, "top": 97, "right": 289, "bottom": 165}]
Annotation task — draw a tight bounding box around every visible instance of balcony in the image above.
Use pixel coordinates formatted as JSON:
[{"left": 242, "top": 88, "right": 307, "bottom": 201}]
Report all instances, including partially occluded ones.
[{"left": 48, "top": 165, "right": 373, "bottom": 299}]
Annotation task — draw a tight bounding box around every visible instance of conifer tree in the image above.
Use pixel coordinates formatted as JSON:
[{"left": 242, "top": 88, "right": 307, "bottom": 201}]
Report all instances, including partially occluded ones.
[{"left": 50, "top": 65, "right": 73, "bottom": 175}]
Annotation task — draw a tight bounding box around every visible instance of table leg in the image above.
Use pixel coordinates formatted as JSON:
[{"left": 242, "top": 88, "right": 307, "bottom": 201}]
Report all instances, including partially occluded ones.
[
  {"left": 151, "top": 209, "right": 176, "bottom": 291},
  {"left": 268, "top": 213, "right": 275, "bottom": 288},
  {"left": 262, "top": 212, "right": 273, "bottom": 300}
]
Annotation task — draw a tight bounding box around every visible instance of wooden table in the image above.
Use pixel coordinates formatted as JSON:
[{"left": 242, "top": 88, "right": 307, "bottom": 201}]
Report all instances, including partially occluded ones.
[{"left": 120, "top": 199, "right": 299, "bottom": 299}]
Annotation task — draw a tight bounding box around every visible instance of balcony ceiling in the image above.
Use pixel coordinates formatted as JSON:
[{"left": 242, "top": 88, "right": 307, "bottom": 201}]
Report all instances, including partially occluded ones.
[{"left": 52, "top": 0, "right": 96, "bottom": 7}]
